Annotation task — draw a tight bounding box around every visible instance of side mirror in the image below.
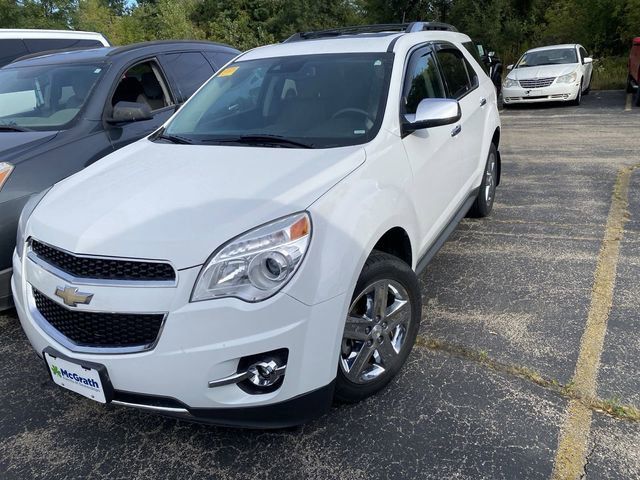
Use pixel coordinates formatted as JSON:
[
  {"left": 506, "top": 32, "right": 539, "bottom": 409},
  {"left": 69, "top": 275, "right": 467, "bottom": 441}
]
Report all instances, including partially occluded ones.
[
  {"left": 507, "top": 64, "right": 514, "bottom": 71},
  {"left": 402, "top": 98, "right": 461, "bottom": 135},
  {"left": 633, "top": 37, "right": 640, "bottom": 46},
  {"left": 107, "top": 101, "right": 152, "bottom": 124},
  {"left": 488, "top": 51, "right": 496, "bottom": 58},
  {"left": 583, "top": 57, "right": 593, "bottom": 64}
]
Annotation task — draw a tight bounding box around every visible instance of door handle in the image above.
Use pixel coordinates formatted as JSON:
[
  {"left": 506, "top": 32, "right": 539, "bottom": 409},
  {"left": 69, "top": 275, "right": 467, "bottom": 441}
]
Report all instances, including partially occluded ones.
[
  {"left": 480, "top": 97, "right": 487, "bottom": 107},
  {"left": 451, "top": 125, "right": 462, "bottom": 137}
]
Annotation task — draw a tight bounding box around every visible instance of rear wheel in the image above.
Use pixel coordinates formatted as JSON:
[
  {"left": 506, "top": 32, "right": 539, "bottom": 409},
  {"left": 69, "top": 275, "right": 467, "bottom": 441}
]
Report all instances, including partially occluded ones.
[
  {"left": 335, "top": 252, "right": 421, "bottom": 403},
  {"left": 468, "top": 143, "right": 498, "bottom": 218},
  {"left": 635, "top": 81, "right": 640, "bottom": 107}
]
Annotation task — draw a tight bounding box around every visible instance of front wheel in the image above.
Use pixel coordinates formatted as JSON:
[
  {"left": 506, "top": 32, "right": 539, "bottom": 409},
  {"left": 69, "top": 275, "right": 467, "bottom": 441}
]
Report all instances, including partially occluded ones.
[
  {"left": 571, "top": 80, "right": 583, "bottom": 106},
  {"left": 335, "top": 251, "right": 421, "bottom": 403},
  {"left": 468, "top": 143, "right": 498, "bottom": 218}
]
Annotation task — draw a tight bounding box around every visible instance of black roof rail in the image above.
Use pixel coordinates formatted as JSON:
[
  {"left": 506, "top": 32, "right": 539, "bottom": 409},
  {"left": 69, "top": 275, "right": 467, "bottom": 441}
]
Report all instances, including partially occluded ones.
[{"left": 283, "top": 22, "right": 458, "bottom": 43}]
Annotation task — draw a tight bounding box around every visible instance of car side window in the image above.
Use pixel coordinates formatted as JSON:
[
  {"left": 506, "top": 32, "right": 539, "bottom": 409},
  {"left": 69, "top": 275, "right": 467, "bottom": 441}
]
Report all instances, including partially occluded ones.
[
  {"left": 111, "top": 60, "right": 172, "bottom": 112},
  {"left": 162, "top": 52, "right": 215, "bottom": 100},
  {"left": 0, "top": 39, "right": 28, "bottom": 66},
  {"left": 436, "top": 47, "right": 477, "bottom": 100},
  {"left": 402, "top": 49, "right": 446, "bottom": 114}
]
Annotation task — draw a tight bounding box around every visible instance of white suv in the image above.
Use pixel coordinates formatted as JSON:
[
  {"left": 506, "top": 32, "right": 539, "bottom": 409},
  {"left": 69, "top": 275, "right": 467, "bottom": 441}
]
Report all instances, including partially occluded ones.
[{"left": 13, "top": 23, "right": 501, "bottom": 428}]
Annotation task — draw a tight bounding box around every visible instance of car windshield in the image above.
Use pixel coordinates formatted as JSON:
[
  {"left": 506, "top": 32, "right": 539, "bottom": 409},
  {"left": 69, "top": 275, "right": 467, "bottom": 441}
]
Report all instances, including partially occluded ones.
[
  {"left": 516, "top": 48, "right": 578, "bottom": 68},
  {"left": 0, "top": 64, "right": 103, "bottom": 131},
  {"left": 162, "top": 53, "right": 393, "bottom": 149}
]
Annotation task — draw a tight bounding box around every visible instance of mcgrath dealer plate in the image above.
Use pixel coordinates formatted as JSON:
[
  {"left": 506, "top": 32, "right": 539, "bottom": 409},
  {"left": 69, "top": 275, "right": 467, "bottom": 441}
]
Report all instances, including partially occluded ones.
[{"left": 44, "top": 348, "right": 113, "bottom": 403}]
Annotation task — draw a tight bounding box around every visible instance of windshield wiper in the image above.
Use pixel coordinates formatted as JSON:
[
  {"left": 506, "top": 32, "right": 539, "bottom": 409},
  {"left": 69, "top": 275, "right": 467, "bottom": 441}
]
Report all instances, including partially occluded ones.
[
  {"left": 0, "top": 125, "right": 32, "bottom": 132},
  {"left": 204, "top": 134, "right": 314, "bottom": 149},
  {"left": 156, "top": 133, "right": 194, "bottom": 145}
]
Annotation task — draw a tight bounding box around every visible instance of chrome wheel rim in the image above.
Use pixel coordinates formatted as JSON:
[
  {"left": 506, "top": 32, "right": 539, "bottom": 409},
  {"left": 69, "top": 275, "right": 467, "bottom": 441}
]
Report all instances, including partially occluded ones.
[
  {"left": 484, "top": 152, "right": 497, "bottom": 204},
  {"left": 340, "top": 280, "right": 412, "bottom": 384}
]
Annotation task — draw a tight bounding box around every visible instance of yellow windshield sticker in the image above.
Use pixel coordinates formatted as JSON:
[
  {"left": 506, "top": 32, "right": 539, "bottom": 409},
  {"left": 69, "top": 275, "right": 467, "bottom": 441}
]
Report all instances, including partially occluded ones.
[{"left": 219, "top": 66, "right": 239, "bottom": 77}]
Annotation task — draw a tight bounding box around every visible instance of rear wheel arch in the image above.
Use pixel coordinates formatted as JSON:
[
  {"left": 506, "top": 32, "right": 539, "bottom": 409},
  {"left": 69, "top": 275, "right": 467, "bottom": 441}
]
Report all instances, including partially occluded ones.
[{"left": 491, "top": 127, "right": 501, "bottom": 186}]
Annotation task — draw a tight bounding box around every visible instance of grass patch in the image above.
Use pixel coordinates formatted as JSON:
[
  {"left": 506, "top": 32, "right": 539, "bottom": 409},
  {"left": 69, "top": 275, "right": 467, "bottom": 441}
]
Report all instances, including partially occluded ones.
[
  {"left": 591, "top": 56, "right": 628, "bottom": 90},
  {"left": 415, "top": 335, "right": 640, "bottom": 422}
]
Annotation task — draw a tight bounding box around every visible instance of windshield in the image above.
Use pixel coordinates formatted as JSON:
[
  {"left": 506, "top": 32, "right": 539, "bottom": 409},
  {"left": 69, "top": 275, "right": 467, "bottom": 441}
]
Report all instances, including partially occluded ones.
[
  {"left": 162, "top": 53, "right": 393, "bottom": 149},
  {"left": 0, "top": 64, "right": 103, "bottom": 131},
  {"left": 516, "top": 48, "right": 578, "bottom": 68}
]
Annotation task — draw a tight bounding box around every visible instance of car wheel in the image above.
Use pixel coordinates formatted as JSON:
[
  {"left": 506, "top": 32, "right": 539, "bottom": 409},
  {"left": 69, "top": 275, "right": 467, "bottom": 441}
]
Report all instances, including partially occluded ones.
[
  {"left": 572, "top": 80, "right": 583, "bottom": 106},
  {"left": 468, "top": 143, "right": 498, "bottom": 218},
  {"left": 335, "top": 251, "right": 421, "bottom": 403},
  {"left": 635, "top": 83, "right": 640, "bottom": 107},
  {"left": 626, "top": 75, "right": 635, "bottom": 94}
]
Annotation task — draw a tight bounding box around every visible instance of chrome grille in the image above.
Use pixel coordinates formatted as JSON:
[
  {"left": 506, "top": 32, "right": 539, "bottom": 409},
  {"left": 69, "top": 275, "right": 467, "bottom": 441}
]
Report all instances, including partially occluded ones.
[{"left": 519, "top": 77, "right": 556, "bottom": 88}]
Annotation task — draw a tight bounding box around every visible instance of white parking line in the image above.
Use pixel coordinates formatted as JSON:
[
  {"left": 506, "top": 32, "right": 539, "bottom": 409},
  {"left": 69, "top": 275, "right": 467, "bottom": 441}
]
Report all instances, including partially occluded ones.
[{"left": 625, "top": 94, "right": 632, "bottom": 111}]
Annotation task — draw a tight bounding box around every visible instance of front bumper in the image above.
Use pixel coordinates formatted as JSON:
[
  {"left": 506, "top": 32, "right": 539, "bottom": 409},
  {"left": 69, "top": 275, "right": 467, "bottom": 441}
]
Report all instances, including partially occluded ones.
[
  {"left": 12, "top": 249, "right": 346, "bottom": 427},
  {"left": 503, "top": 81, "right": 580, "bottom": 104}
]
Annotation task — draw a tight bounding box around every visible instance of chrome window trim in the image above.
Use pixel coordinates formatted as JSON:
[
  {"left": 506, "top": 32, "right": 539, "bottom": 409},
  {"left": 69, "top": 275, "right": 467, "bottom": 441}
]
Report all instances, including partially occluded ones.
[
  {"left": 28, "top": 286, "right": 168, "bottom": 355},
  {"left": 27, "top": 238, "right": 178, "bottom": 288}
]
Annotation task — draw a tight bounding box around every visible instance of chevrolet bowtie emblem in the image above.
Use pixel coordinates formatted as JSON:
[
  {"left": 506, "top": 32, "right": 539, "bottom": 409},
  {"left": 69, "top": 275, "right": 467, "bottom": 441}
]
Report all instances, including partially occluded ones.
[{"left": 55, "top": 286, "right": 94, "bottom": 307}]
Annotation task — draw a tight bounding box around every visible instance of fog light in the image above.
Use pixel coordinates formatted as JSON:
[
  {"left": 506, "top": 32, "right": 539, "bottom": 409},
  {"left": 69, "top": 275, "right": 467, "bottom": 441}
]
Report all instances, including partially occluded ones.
[{"left": 247, "top": 360, "right": 283, "bottom": 387}]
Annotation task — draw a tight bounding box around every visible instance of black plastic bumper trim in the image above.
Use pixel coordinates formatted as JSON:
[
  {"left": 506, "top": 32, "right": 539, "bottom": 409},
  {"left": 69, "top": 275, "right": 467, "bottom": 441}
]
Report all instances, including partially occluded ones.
[{"left": 186, "top": 380, "right": 336, "bottom": 429}]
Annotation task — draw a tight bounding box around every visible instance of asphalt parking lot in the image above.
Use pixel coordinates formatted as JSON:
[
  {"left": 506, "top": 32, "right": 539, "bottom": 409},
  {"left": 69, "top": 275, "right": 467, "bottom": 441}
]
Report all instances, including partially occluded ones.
[{"left": 1, "top": 90, "right": 639, "bottom": 480}]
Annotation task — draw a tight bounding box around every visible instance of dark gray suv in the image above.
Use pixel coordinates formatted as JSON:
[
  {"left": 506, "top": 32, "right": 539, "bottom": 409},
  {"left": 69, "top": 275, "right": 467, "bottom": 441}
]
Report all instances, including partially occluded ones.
[{"left": 0, "top": 40, "right": 239, "bottom": 309}]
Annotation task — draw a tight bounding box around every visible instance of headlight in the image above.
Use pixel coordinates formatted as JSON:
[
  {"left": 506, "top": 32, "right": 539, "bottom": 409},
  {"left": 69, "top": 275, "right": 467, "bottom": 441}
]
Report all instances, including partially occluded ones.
[
  {"left": 191, "top": 212, "right": 311, "bottom": 302},
  {"left": 503, "top": 77, "right": 518, "bottom": 88},
  {"left": 16, "top": 188, "right": 50, "bottom": 259},
  {"left": 557, "top": 71, "right": 578, "bottom": 84},
  {"left": 0, "top": 163, "right": 13, "bottom": 191}
]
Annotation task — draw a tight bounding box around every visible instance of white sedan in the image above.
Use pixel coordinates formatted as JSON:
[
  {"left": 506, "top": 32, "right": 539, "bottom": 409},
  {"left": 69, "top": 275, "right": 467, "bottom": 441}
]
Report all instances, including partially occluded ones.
[{"left": 502, "top": 44, "right": 593, "bottom": 106}]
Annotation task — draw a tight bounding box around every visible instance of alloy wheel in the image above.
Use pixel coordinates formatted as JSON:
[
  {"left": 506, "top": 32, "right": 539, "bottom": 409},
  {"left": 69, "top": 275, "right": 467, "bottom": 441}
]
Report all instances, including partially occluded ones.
[{"left": 340, "top": 280, "right": 412, "bottom": 384}]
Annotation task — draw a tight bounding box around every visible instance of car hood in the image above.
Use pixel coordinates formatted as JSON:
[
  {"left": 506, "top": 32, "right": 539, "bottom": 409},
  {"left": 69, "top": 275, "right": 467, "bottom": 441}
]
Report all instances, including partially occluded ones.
[
  {"left": 28, "top": 139, "right": 365, "bottom": 269},
  {"left": 508, "top": 64, "right": 578, "bottom": 80},
  {"left": 0, "top": 131, "right": 59, "bottom": 163}
]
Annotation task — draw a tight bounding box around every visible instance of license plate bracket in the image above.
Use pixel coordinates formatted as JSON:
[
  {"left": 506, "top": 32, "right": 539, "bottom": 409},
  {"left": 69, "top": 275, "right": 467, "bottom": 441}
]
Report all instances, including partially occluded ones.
[{"left": 43, "top": 347, "right": 114, "bottom": 404}]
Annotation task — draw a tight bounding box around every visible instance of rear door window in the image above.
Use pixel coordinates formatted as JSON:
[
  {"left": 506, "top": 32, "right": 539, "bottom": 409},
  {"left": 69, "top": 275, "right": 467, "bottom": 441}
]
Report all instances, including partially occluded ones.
[
  {"left": 0, "top": 39, "right": 29, "bottom": 66},
  {"left": 162, "top": 52, "right": 215, "bottom": 101}
]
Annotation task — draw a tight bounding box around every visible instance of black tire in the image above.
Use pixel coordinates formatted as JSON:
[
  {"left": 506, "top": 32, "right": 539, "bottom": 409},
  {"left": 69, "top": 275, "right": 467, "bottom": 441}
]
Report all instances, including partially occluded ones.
[
  {"left": 571, "top": 79, "right": 583, "bottom": 106},
  {"left": 335, "top": 251, "right": 421, "bottom": 403},
  {"left": 468, "top": 143, "right": 498, "bottom": 218},
  {"left": 635, "top": 84, "right": 640, "bottom": 107}
]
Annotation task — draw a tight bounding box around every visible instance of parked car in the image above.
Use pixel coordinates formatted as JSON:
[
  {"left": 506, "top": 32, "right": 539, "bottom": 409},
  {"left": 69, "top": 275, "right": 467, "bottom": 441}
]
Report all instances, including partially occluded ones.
[
  {"left": 475, "top": 42, "right": 503, "bottom": 94},
  {"left": 12, "top": 22, "right": 501, "bottom": 428},
  {"left": 0, "top": 29, "right": 110, "bottom": 68},
  {"left": 627, "top": 36, "right": 640, "bottom": 107},
  {"left": 0, "top": 40, "right": 239, "bottom": 309},
  {"left": 502, "top": 44, "right": 593, "bottom": 106}
]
